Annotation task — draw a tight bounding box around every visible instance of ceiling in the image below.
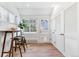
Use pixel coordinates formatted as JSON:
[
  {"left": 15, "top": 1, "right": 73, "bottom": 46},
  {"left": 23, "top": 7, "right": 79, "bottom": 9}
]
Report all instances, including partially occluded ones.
[{"left": 0, "top": 2, "right": 74, "bottom": 16}]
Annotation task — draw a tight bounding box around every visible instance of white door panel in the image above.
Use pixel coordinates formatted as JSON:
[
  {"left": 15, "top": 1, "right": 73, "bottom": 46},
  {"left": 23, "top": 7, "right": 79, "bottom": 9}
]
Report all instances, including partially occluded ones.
[
  {"left": 65, "top": 36, "right": 79, "bottom": 57},
  {"left": 65, "top": 38, "right": 71, "bottom": 56},
  {"left": 51, "top": 33, "right": 56, "bottom": 44},
  {"left": 56, "top": 34, "right": 65, "bottom": 53},
  {"left": 55, "top": 13, "right": 65, "bottom": 54},
  {"left": 64, "top": 4, "right": 78, "bottom": 56}
]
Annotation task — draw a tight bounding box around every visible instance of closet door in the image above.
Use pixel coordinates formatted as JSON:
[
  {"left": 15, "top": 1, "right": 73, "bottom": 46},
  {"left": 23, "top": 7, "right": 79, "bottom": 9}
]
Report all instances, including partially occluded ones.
[
  {"left": 64, "top": 4, "right": 79, "bottom": 56},
  {"left": 55, "top": 14, "right": 65, "bottom": 53}
]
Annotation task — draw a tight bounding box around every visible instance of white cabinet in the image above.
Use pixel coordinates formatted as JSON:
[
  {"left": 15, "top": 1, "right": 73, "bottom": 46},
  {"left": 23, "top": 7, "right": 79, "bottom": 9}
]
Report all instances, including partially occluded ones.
[
  {"left": 56, "top": 34, "right": 65, "bottom": 54},
  {"left": 64, "top": 4, "right": 77, "bottom": 33},
  {"left": 50, "top": 3, "right": 79, "bottom": 57},
  {"left": 51, "top": 13, "right": 65, "bottom": 54},
  {"left": 51, "top": 32, "right": 56, "bottom": 45},
  {"left": 64, "top": 4, "right": 79, "bottom": 56},
  {"left": 65, "top": 34, "right": 79, "bottom": 57}
]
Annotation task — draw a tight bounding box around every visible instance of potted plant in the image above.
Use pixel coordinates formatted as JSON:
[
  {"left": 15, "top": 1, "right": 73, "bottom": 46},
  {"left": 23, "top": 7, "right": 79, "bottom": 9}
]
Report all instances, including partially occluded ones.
[
  {"left": 18, "top": 19, "right": 29, "bottom": 32},
  {"left": 18, "top": 19, "right": 26, "bottom": 31}
]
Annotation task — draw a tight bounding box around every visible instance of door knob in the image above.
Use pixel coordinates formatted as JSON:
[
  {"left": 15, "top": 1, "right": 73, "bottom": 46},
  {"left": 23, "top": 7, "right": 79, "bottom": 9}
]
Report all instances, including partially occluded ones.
[{"left": 60, "top": 34, "right": 64, "bottom": 35}]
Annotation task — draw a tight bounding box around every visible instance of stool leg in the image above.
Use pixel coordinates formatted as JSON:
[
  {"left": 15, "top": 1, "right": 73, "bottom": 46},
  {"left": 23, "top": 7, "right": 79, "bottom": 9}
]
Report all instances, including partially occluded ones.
[
  {"left": 9, "top": 32, "right": 14, "bottom": 57},
  {"left": 22, "top": 39, "right": 26, "bottom": 52},
  {"left": 1, "top": 32, "right": 7, "bottom": 57},
  {"left": 23, "top": 38, "right": 28, "bottom": 48},
  {"left": 19, "top": 44, "right": 22, "bottom": 57},
  {"left": 9, "top": 50, "right": 12, "bottom": 57},
  {"left": 24, "top": 40, "right": 28, "bottom": 48},
  {"left": 22, "top": 43, "right": 26, "bottom": 52},
  {"left": 15, "top": 40, "right": 17, "bottom": 52},
  {"left": 10, "top": 32, "right": 13, "bottom": 57},
  {"left": 25, "top": 41, "right": 28, "bottom": 48},
  {"left": 9, "top": 50, "right": 11, "bottom": 57}
]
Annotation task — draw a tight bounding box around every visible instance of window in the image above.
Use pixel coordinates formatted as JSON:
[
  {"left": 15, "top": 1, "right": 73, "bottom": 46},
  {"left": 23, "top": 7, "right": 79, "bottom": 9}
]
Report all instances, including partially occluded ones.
[
  {"left": 40, "top": 20, "right": 48, "bottom": 32},
  {"left": 23, "top": 20, "right": 37, "bottom": 32}
]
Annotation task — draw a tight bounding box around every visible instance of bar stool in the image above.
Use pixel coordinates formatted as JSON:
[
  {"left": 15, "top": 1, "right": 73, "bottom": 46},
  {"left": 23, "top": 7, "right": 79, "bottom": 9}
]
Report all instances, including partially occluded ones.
[
  {"left": 15, "top": 30, "right": 27, "bottom": 48},
  {"left": 13, "top": 30, "right": 27, "bottom": 57},
  {"left": 13, "top": 36, "right": 23, "bottom": 57}
]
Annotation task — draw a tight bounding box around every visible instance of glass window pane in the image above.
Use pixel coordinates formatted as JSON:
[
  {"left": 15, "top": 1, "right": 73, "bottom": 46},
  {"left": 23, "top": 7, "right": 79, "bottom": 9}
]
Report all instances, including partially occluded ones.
[
  {"left": 41, "top": 20, "right": 48, "bottom": 31},
  {"left": 23, "top": 20, "right": 36, "bottom": 32}
]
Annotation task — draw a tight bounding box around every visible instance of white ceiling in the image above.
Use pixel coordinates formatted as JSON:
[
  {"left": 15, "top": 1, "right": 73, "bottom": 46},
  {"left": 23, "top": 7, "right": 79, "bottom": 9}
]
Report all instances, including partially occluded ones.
[{"left": 0, "top": 2, "right": 75, "bottom": 16}]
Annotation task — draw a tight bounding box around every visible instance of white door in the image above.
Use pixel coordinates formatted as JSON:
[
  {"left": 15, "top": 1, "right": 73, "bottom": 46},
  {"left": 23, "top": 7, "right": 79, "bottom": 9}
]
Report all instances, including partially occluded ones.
[
  {"left": 64, "top": 3, "right": 79, "bottom": 56},
  {"left": 55, "top": 13, "right": 65, "bottom": 54},
  {"left": 55, "top": 34, "right": 65, "bottom": 53}
]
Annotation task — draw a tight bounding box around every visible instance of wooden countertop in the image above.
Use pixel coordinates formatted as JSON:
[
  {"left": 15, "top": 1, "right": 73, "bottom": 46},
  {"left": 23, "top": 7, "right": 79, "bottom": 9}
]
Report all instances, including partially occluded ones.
[{"left": 0, "top": 28, "right": 16, "bottom": 32}]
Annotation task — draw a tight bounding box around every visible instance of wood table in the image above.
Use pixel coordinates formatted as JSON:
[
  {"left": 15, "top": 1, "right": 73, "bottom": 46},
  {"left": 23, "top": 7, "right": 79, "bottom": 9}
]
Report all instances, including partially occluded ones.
[{"left": 0, "top": 29, "right": 16, "bottom": 57}]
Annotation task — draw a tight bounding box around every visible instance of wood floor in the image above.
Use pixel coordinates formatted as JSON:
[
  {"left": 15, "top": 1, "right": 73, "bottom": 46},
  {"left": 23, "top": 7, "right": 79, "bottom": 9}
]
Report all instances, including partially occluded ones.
[{"left": 6, "top": 43, "right": 64, "bottom": 57}]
